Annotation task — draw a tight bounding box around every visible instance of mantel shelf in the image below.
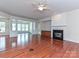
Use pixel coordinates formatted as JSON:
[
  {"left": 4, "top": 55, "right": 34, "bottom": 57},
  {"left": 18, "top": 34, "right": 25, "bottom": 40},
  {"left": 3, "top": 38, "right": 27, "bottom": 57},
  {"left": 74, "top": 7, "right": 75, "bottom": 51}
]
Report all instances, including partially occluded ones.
[{"left": 51, "top": 25, "right": 67, "bottom": 27}]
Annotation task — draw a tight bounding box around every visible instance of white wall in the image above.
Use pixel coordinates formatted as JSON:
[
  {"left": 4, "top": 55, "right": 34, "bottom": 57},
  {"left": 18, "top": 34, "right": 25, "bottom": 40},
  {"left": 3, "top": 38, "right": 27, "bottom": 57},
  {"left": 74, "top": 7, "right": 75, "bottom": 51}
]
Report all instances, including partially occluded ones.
[
  {"left": 65, "top": 9, "right": 79, "bottom": 43},
  {"left": 51, "top": 9, "right": 79, "bottom": 43},
  {"left": 38, "top": 17, "right": 51, "bottom": 35},
  {"left": 40, "top": 20, "right": 51, "bottom": 31},
  {"left": 51, "top": 13, "right": 67, "bottom": 26}
]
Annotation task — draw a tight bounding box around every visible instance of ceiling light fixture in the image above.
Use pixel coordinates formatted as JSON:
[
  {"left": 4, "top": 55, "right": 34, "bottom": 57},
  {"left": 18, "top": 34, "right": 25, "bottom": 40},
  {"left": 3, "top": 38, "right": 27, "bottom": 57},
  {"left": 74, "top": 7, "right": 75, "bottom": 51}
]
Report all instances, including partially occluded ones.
[
  {"left": 38, "top": 5, "right": 45, "bottom": 11},
  {"left": 37, "top": 0, "right": 48, "bottom": 11}
]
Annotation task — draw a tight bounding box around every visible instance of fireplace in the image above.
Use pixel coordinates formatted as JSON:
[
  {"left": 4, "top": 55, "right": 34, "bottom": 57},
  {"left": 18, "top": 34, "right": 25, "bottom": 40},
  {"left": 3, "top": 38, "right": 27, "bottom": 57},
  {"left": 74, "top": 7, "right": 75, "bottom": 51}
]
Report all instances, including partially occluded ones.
[{"left": 53, "top": 30, "right": 63, "bottom": 40}]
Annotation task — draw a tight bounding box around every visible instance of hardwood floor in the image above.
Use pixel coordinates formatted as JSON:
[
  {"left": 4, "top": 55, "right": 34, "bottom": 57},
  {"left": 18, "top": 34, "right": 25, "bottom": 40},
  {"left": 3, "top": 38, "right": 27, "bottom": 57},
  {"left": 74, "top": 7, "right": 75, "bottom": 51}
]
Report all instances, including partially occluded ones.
[{"left": 0, "top": 34, "right": 79, "bottom": 58}]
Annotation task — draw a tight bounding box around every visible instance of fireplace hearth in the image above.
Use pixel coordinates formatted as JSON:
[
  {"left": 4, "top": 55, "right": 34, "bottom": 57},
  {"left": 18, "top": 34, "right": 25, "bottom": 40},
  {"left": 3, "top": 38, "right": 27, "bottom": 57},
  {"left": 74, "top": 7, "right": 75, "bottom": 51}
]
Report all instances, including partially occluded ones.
[{"left": 53, "top": 30, "right": 63, "bottom": 40}]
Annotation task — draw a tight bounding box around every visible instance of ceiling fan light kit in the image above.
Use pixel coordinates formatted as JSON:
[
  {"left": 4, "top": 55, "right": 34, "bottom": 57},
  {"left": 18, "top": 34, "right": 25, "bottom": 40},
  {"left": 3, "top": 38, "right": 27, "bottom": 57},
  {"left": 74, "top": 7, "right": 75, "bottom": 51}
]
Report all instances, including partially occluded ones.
[
  {"left": 38, "top": 5, "right": 46, "bottom": 11},
  {"left": 33, "top": 0, "right": 49, "bottom": 11}
]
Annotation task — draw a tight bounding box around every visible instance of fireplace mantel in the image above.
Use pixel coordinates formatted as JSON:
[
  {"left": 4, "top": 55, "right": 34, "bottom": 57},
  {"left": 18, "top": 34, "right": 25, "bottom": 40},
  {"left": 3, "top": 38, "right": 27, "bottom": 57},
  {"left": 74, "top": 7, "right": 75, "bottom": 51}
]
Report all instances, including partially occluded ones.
[{"left": 51, "top": 25, "right": 67, "bottom": 27}]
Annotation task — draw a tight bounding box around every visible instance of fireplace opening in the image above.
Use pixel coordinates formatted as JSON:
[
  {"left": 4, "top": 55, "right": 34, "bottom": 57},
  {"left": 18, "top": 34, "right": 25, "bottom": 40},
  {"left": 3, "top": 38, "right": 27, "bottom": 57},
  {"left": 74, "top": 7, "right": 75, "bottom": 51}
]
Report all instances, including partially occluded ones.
[{"left": 53, "top": 30, "right": 63, "bottom": 40}]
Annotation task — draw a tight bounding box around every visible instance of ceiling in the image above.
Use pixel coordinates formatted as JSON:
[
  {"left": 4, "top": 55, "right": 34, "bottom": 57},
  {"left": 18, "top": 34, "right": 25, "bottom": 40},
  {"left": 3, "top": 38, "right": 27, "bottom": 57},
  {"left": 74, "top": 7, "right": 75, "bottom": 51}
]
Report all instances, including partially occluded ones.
[{"left": 0, "top": 0, "right": 79, "bottom": 20}]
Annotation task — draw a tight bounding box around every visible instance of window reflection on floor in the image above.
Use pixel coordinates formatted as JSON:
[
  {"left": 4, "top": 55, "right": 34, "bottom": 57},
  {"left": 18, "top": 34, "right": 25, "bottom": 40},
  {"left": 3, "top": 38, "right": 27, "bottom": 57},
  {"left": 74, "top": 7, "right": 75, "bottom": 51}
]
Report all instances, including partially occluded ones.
[
  {"left": 0, "top": 37, "right": 6, "bottom": 51},
  {"left": 17, "top": 33, "right": 29, "bottom": 46}
]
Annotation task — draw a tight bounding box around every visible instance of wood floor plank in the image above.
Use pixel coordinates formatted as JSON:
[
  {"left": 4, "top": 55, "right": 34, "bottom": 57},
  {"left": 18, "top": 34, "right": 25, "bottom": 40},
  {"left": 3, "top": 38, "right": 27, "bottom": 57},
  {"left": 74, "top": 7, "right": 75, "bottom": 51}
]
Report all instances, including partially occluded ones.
[{"left": 0, "top": 35, "right": 79, "bottom": 58}]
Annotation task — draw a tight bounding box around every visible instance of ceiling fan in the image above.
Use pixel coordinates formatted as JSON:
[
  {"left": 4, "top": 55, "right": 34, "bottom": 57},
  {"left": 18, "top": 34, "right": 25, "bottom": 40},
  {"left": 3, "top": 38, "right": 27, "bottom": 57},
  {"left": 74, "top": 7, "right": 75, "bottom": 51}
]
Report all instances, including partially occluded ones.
[{"left": 32, "top": 0, "right": 50, "bottom": 11}]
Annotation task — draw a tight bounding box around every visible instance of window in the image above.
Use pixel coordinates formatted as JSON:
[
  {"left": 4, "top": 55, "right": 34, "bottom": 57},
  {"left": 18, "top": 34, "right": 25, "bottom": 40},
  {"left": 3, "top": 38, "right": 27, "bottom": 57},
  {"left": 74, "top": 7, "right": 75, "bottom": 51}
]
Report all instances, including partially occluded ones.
[
  {"left": 30, "top": 22, "right": 32, "bottom": 33},
  {"left": 33, "top": 22, "right": 36, "bottom": 32},
  {"left": 0, "top": 22, "right": 5, "bottom": 32},
  {"left": 25, "top": 24, "right": 29, "bottom": 31},
  {"left": 12, "top": 23, "right": 16, "bottom": 31},
  {"left": 17, "top": 24, "right": 21, "bottom": 31},
  {"left": 22, "top": 24, "right": 25, "bottom": 31},
  {"left": 11, "top": 19, "right": 32, "bottom": 32}
]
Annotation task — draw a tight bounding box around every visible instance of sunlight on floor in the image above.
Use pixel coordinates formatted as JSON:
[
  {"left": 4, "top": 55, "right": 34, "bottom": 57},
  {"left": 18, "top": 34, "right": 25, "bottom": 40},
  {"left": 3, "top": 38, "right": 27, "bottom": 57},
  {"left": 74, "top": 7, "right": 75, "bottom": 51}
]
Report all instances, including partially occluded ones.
[
  {"left": 17, "top": 33, "right": 29, "bottom": 46},
  {"left": 0, "top": 36, "right": 6, "bottom": 51}
]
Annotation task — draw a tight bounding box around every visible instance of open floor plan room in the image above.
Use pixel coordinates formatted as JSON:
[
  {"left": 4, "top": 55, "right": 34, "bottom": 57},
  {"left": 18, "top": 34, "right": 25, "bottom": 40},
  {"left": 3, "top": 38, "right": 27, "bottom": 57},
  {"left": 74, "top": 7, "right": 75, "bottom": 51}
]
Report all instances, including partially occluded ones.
[{"left": 0, "top": 0, "right": 79, "bottom": 58}]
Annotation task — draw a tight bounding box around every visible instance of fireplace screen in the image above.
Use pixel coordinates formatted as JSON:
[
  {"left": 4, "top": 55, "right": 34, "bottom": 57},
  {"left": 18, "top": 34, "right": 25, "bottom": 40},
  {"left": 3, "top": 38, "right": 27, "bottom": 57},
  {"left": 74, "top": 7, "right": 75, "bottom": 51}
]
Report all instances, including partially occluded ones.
[{"left": 53, "top": 30, "right": 63, "bottom": 40}]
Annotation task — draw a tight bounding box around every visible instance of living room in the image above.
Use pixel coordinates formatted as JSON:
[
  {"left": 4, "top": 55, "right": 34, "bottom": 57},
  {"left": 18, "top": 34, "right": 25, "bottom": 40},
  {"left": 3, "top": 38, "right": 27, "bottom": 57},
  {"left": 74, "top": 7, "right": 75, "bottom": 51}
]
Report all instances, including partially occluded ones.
[{"left": 0, "top": 0, "right": 79, "bottom": 58}]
